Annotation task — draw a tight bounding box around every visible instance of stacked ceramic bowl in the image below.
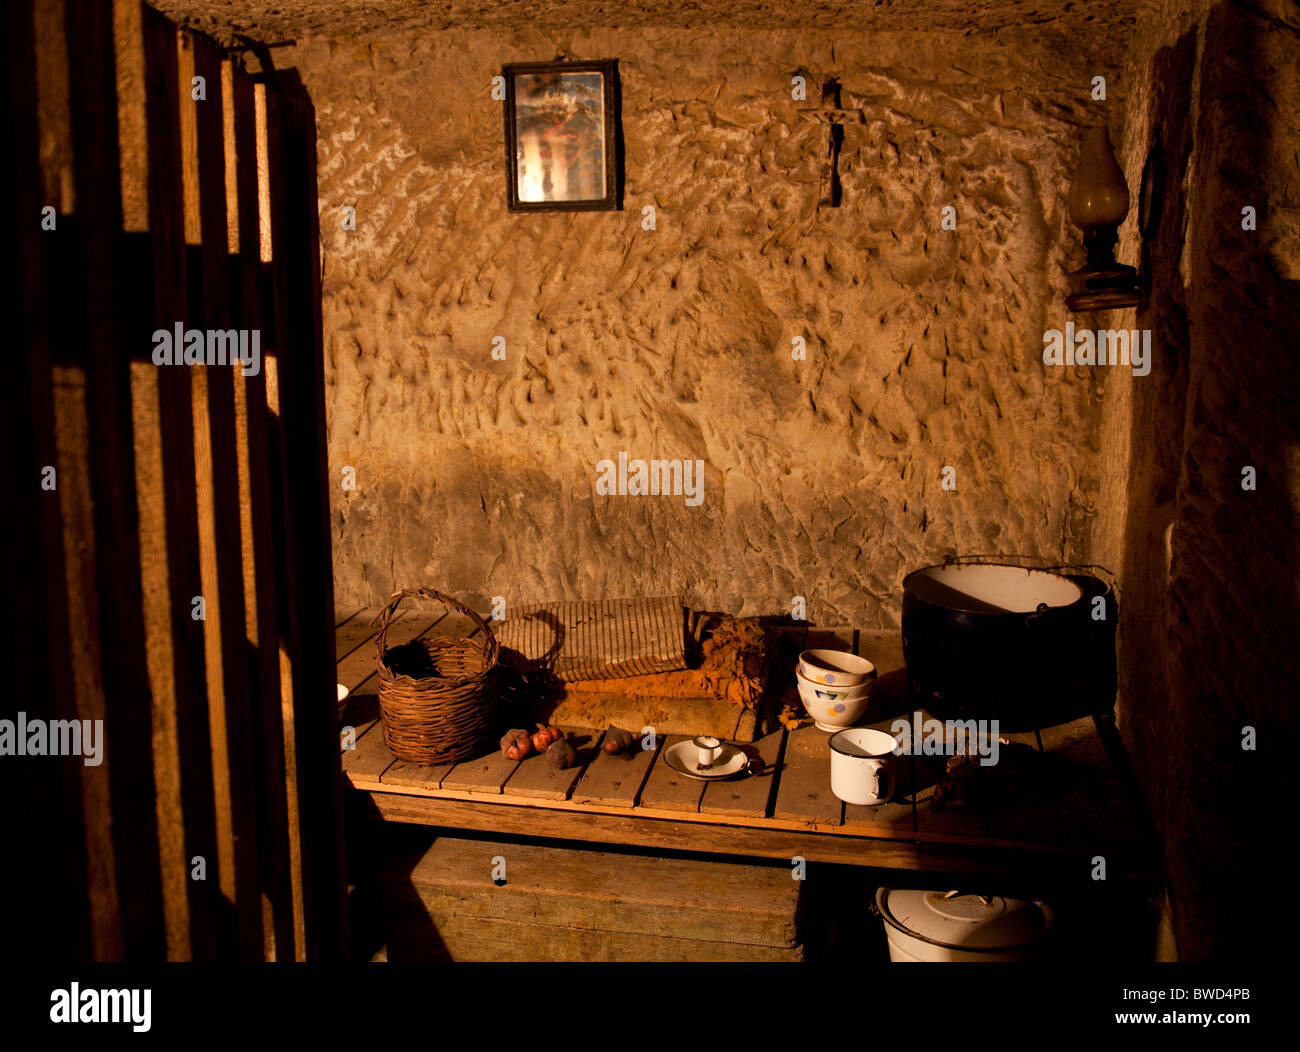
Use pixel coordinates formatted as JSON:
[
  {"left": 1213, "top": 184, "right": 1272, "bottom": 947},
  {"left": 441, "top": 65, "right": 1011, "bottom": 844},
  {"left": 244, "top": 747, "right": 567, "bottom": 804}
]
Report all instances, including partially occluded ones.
[{"left": 796, "top": 649, "right": 877, "bottom": 731}]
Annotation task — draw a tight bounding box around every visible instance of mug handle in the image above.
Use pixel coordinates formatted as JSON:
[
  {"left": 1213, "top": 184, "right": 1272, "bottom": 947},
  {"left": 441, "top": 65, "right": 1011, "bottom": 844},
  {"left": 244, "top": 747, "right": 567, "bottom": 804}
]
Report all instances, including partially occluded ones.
[{"left": 873, "top": 764, "right": 892, "bottom": 802}]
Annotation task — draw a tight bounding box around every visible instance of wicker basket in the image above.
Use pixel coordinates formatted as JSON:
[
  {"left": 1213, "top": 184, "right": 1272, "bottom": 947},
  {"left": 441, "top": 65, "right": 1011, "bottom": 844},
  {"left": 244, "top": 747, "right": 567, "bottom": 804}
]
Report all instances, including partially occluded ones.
[{"left": 374, "top": 588, "right": 500, "bottom": 765}]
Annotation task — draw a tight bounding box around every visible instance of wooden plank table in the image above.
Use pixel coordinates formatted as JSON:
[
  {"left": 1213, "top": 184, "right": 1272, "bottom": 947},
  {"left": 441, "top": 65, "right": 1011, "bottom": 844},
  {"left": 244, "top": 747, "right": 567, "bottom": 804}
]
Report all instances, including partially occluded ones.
[{"left": 337, "top": 618, "right": 1158, "bottom": 884}]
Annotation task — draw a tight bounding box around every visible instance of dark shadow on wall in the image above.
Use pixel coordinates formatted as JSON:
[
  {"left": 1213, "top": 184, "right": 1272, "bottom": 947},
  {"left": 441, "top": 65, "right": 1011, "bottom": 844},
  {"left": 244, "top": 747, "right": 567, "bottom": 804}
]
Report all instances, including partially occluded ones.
[{"left": 1120, "top": 0, "right": 1300, "bottom": 961}]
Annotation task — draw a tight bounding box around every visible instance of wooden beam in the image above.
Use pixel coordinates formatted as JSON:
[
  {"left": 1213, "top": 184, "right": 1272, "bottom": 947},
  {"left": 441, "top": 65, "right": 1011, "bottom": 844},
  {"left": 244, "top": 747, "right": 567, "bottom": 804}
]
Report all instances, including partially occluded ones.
[
  {"left": 138, "top": 1, "right": 219, "bottom": 960},
  {"left": 2, "top": 0, "right": 92, "bottom": 964},
  {"left": 61, "top": 0, "right": 171, "bottom": 961},
  {"left": 264, "top": 78, "right": 347, "bottom": 960},
  {"left": 356, "top": 792, "right": 1109, "bottom": 882},
  {"left": 183, "top": 27, "right": 265, "bottom": 960},
  {"left": 227, "top": 58, "right": 296, "bottom": 962}
]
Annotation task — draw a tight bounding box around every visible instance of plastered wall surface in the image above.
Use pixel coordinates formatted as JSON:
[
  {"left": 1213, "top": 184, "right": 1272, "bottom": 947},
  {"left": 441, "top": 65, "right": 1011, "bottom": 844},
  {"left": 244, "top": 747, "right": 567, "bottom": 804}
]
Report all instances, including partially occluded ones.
[{"left": 282, "top": 27, "right": 1123, "bottom": 620}]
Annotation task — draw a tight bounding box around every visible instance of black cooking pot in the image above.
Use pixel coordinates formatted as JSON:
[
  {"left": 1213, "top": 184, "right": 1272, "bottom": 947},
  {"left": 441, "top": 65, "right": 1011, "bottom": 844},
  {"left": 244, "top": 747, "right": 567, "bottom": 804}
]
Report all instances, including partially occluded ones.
[{"left": 901, "top": 562, "right": 1117, "bottom": 731}]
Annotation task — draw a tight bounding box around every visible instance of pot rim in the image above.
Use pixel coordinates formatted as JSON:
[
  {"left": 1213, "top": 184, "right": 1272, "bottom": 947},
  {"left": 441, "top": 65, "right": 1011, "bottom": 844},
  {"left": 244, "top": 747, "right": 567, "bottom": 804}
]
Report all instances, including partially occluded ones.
[
  {"left": 875, "top": 886, "right": 1055, "bottom": 952},
  {"left": 902, "top": 562, "right": 1090, "bottom": 617},
  {"left": 828, "top": 728, "right": 898, "bottom": 758}
]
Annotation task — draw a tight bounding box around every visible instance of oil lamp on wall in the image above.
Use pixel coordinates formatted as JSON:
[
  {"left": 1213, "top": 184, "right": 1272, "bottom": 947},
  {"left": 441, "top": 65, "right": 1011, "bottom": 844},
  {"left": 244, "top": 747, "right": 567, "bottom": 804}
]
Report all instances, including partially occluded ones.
[{"left": 1065, "top": 125, "right": 1145, "bottom": 311}]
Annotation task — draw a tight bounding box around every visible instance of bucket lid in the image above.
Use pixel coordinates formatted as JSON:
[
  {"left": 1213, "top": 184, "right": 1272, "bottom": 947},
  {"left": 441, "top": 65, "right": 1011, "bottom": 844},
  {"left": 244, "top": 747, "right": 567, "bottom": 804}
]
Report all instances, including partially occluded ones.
[{"left": 875, "top": 888, "right": 1053, "bottom": 951}]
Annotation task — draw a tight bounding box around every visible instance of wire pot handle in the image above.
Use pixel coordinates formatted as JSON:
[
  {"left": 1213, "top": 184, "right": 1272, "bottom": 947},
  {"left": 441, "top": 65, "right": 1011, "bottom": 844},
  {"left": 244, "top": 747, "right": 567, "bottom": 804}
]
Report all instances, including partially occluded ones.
[{"left": 372, "top": 587, "right": 500, "bottom": 670}]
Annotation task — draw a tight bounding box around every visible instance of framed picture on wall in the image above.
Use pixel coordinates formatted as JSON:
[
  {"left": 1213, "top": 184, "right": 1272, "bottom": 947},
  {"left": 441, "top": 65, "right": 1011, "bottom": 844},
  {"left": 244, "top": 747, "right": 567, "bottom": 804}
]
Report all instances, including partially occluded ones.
[{"left": 503, "top": 60, "right": 621, "bottom": 211}]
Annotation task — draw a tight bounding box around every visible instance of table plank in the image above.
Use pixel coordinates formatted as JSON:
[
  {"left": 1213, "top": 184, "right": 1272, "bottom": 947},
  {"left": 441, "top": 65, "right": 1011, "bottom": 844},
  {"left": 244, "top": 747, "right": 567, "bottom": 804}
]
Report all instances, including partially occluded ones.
[
  {"left": 339, "top": 691, "right": 381, "bottom": 745},
  {"left": 364, "top": 792, "right": 1109, "bottom": 880},
  {"left": 984, "top": 728, "right": 1066, "bottom": 844},
  {"left": 771, "top": 724, "right": 842, "bottom": 826},
  {"left": 441, "top": 747, "right": 521, "bottom": 796},
  {"left": 502, "top": 727, "right": 601, "bottom": 802},
  {"left": 570, "top": 729, "right": 659, "bottom": 808},
  {"left": 699, "top": 729, "right": 784, "bottom": 818},
  {"left": 637, "top": 735, "right": 708, "bottom": 813},
  {"left": 911, "top": 708, "right": 991, "bottom": 841},
  {"left": 1041, "top": 716, "right": 1139, "bottom": 850},
  {"left": 340, "top": 721, "right": 394, "bottom": 782},
  {"left": 336, "top": 606, "right": 394, "bottom": 661},
  {"left": 380, "top": 757, "right": 455, "bottom": 791}
]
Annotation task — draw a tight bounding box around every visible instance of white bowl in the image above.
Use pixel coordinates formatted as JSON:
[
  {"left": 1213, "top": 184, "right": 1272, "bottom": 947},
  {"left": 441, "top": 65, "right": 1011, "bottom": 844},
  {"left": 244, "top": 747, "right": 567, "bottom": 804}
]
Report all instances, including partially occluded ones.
[
  {"left": 798, "top": 649, "right": 877, "bottom": 687},
  {"left": 795, "top": 666, "right": 874, "bottom": 701},
  {"left": 796, "top": 679, "right": 873, "bottom": 731}
]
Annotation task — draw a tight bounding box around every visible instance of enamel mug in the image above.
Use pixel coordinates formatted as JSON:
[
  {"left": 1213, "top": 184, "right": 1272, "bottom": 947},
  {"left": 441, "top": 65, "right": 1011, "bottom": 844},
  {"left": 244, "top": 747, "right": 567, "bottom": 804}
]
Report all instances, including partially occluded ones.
[
  {"left": 693, "top": 735, "right": 723, "bottom": 766},
  {"left": 829, "top": 727, "right": 899, "bottom": 805}
]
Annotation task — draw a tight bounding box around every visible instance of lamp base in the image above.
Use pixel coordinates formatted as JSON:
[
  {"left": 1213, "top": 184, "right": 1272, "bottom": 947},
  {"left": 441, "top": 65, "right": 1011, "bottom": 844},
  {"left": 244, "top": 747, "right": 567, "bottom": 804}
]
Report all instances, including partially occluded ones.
[{"left": 1066, "top": 260, "right": 1144, "bottom": 312}]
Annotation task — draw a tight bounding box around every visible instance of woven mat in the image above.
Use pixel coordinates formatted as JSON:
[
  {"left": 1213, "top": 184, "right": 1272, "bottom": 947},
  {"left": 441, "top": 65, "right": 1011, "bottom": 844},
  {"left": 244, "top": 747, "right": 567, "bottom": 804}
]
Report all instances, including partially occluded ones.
[{"left": 495, "top": 597, "right": 687, "bottom": 682}]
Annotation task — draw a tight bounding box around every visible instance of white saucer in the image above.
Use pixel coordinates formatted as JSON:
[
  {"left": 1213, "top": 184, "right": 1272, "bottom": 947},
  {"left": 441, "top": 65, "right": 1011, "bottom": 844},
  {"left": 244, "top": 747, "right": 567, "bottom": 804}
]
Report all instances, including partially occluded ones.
[{"left": 663, "top": 741, "right": 750, "bottom": 780}]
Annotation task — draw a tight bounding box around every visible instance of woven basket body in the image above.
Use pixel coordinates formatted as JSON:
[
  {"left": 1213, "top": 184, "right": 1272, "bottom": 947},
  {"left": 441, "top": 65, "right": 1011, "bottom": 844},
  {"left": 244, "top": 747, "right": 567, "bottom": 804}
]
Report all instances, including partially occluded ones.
[{"left": 374, "top": 588, "right": 499, "bottom": 765}]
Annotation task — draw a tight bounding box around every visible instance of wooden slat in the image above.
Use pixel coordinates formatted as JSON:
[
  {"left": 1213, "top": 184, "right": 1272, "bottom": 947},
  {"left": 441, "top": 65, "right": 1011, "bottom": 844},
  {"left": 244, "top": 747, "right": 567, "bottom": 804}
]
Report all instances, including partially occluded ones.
[
  {"left": 387, "top": 836, "right": 801, "bottom": 949},
  {"left": 138, "top": 2, "right": 219, "bottom": 960},
  {"left": 39, "top": 0, "right": 123, "bottom": 961},
  {"left": 379, "top": 757, "right": 455, "bottom": 790},
  {"left": 336, "top": 606, "right": 396, "bottom": 662},
  {"left": 699, "top": 729, "right": 784, "bottom": 818},
  {"left": 392, "top": 915, "right": 803, "bottom": 962},
  {"left": 570, "top": 730, "right": 660, "bottom": 808},
  {"left": 771, "top": 724, "right": 842, "bottom": 826},
  {"left": 4, "top": 0, "right": 95, "bottom": 963},
  {"left": 983, "top": 728, "right": 1066, "bottom": 844},
  {"left": 181, "top": 27, "right": 265, "bottom": 960},
  {"left": 64, "top": 0, "right": 166, "bottom": 961},
  {"left": 340, "top": 721, "right": 396, "bottom": 782},
  {"left": 362, "top": 792, "right": 1109, "bottom": 882},
  {"left": 338, "top": 686, "right": 381, "bottom": 743},
  {"left": 226, "top": 54, "right": 295, "bottom": 962},
  {"left": 416, "top": 611, "right": 485, "bottom": 641},
  {"left": 637, "top": 735, "right": 708, "bottom": 814},
  {"left": 502, "top": 727, "right": 601, "bottom": 801},
  {"left": 1042, "top": 717, "right": 1140, "bottom": 850},
  {"left": 265, "top": 74, "right": 347, "bottom": 960},
  {"left": 913, "top": 762, "right": 993, "bottom": 841},
  {"left": 441, "top": 747, "right": 522, "bottom": 796}
]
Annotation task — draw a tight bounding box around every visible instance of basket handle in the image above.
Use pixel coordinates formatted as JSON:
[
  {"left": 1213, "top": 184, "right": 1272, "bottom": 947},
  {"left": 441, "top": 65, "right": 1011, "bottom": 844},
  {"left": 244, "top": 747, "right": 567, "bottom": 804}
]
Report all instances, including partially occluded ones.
[{"left": 372, "top": 588, "right": 500, "bottom": 669}]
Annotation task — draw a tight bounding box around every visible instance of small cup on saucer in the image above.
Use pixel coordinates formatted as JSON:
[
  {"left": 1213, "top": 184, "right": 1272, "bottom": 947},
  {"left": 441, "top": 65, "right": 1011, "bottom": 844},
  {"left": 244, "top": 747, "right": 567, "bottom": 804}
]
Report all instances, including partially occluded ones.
[{"left": 693, "top": 735, "right": 723, "bottom": 767}]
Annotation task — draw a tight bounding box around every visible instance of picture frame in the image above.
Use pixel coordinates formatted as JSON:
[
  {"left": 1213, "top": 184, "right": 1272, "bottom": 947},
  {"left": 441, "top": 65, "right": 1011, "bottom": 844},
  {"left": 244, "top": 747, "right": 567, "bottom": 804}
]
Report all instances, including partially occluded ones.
[{"left": 502, "top": 59, "right": 621, "bottom": 212}]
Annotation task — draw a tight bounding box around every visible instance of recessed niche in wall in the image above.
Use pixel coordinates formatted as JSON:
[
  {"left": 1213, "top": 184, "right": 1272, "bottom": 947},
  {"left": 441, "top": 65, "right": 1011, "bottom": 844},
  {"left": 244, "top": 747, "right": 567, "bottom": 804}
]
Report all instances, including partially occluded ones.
[{"left": 502, "top": 59, "right": 621, "bottom": 212}]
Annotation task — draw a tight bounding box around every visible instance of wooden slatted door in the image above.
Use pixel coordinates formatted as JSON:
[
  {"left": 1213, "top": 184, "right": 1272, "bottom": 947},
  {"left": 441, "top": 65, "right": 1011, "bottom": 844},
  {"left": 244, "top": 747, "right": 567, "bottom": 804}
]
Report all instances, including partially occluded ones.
[{"left": 4, "top": 0, "right": 345, "bottom": 961}]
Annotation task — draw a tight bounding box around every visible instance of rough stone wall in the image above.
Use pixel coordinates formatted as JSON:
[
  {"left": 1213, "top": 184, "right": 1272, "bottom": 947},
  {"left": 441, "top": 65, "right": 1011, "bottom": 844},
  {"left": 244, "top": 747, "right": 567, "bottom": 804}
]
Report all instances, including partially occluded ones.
[
  {"left": 1104, "top": 0, "right": 1300, "bottom": 960},
  {"left": 155, "top": 1, "right": 1143, "bottom": 41},
  {"left": 283, "top": 26, "right": 1123, "bottom": 622}
]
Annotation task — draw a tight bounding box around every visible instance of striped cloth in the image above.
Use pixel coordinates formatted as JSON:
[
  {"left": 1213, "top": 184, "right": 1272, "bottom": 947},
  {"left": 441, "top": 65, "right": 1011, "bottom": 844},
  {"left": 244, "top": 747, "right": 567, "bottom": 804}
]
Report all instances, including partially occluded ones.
[{"left": 494, "top": 596, "right": 687, "bottom": 682}]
